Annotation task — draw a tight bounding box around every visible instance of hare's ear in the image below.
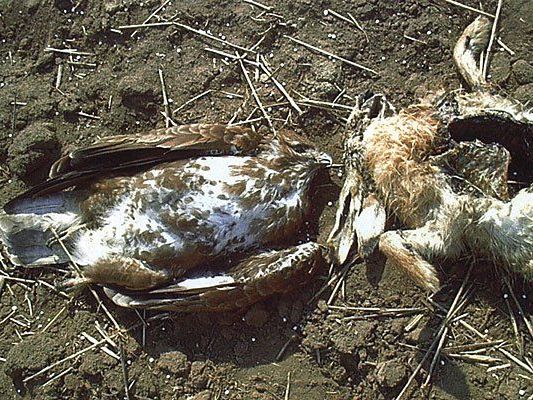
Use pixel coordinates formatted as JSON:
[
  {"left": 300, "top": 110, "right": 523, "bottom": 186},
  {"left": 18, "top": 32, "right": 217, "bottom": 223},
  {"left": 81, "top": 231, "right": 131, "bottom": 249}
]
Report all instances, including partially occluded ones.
[
  {"left": 453, "top": 16, "right": 491, "bottom": 90},
  {"left": 328, "top": 172, "right": 387, "bottom": 265},
  {"left": 328, "top": 92, "right": 393, "bottom": 266}
]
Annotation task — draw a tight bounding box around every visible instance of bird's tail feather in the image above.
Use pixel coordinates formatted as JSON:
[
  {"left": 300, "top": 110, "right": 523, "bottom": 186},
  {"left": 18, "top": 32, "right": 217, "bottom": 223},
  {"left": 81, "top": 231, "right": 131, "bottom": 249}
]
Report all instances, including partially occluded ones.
[{"left": 0, "top": 193, "right": 82, "bottom": 266}]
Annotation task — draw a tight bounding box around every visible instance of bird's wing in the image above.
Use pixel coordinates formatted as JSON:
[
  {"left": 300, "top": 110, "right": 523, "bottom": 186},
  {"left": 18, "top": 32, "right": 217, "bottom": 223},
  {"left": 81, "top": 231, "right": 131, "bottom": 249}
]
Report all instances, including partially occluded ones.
[
  {"left": 102, "top": 243, "right": 329, "bottom": 312},
  {"left": 50, "top": 123, "right": 261, "bottom": 177},
  {"left": 7, "top": 124, "right": 261, "bottom": 204}
]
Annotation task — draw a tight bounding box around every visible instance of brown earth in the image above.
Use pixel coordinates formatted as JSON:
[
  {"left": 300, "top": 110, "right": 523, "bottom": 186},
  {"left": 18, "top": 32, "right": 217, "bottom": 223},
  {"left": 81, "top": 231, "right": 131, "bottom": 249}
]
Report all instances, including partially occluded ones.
[{"left": 0, "top": 0, "right": 532, "bottom": 399}]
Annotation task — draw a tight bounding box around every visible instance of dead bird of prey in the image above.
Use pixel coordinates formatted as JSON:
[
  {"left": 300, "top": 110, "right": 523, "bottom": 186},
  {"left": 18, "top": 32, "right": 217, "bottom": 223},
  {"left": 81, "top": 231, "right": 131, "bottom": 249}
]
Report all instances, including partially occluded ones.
[
  {"left": 328, "top": 17, "right": 532, "bottom": 292},
  {"left": 0, "top": 124, "right": 332, "bottom": 311}
]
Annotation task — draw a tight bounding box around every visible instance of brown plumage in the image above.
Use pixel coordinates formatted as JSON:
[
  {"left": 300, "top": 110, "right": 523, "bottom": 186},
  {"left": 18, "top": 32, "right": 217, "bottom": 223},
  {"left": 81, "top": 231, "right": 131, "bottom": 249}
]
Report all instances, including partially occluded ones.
[{"left": 0, "top": 124, "right": 332, "bottom": 311}]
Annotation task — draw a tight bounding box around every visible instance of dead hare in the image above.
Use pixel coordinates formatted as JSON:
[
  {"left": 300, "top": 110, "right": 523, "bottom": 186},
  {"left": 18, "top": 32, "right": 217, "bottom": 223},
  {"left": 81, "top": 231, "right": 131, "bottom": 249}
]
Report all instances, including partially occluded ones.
[{"left": 329, "top": 17, "right": 532, "bottom": 292}]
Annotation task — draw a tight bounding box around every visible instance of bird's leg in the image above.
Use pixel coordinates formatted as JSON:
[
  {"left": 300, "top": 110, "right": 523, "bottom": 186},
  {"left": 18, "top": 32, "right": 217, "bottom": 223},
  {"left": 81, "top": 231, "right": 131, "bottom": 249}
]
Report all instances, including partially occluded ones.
[
  {"left": 379, "top": 229, "right": 441, "bottom": 293},
  {"left": 76, "top": 256, "right": 171, "bottom": 290},
  {"left": 103, "top": 242, "right": 331, "bottom": 311},
  {"left": 183, "top": 242, "right": 331, "bottom": 311},
  {"left": 227, "top": 242, "right": 331, "bottom": 303},
  {"left": 379, "top": 215, "right": 466, "bottom": 293}
]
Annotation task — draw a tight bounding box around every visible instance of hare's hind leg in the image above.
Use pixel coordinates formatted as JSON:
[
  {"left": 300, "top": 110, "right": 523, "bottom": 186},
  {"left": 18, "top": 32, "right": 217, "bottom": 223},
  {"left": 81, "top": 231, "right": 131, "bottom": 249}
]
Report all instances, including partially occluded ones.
[{"left": 379, "top": 216, "right": 466, "bottom": 292}]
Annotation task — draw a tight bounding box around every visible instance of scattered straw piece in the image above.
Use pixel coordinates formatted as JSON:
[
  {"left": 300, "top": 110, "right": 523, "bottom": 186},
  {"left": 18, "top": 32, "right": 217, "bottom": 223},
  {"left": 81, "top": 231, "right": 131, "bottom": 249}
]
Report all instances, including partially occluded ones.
[
  {"left": 284, "top": 35, "right": 378, "bottom": 75},
  {"left": 504, "top": 292, "right": 524, "bottom": 355},
  {"left": 82, "top": 332, "right": 120, "bottom": 360},
  {"left": 432, "top": 291, "right": 533, "bottom": 375},
  {"left": 0, "top": 309, "right": 17, "bottom": 326},
  {"left": 496, "top": 38, "right": 515, "bottom": 56},
  {"left": 487, "top": 363, "right": 511, "bottom": 372},
  {"left": 403, "top": 34, "right": 428, "bottom": 45},
  {"left": 258, "top": 56, "right": 303, "bottom": 115},
  {"left": 243, "top": 0, "right": 272, "bottom": 11},
  {"left": 296, "top": 97, "right": 354, "bottom": 111},
  {"left": 405, "top": 313, "right": 424, "bottom": 332},
  {"left": 440, "top": 0, "right": 495, "bottom": 18},
  {"left": 173, "top": 90, "right": 212, "bottom": 115},
  {"left": 55, "top": 65, "right": 63, "bottom": 90},
  {"left": 483, "top": 0, "right": 503, "bottom": 78},
  {"left": 41, "top": 306, "right": 67, "bottom": 333},
  {"left": 397, "top": 267, "right": 472, "bottom": 399},
  {"left": 347, "top": 12, "right": 369, "bottom": 42},
  {"left": 158, "top": 68, "right": 173, "bottom": 128},
  {"left": 78, "top": 111, "right": 100, "bottom": 120},
  {"left": 120, "top": 342, "right": 131, "bottom": 400},
  {"left": 42, "top": 366, "right": 74, "bottom": 387},
  {"left": 284, "top": 371, "right": 291, "bottom": 400},
  {"left": 204, "top": 47, "right": 260, "bottom": 66},
  {"left": 67, "top": 61, "right": 97, "bottom": 68},
  {"left": 444, "top": 340, "right": 505, "bottom": 353},
  {"left": 23, "top": 337, "right": 108, "bottom": 383},
  {"left": 44, "top": 47, "right": 94, "bottom": 56},
  {"left": 95, "top": 320, "right": 119, "bottom": 349},
  {"left": 504, "top": 277, "right": 532, "bottom": 340},
  {"left": 134, "top": 309, "right": 148, "bottom": 348},
  {"left": 118, "top": 22, "right": 255, "bottom": 54},
  {"left": 131, "top": 0, "right": 171, "bottom": 38},
  {"left": 447, "top": 353, "right": 502, "bottom": 365},
  {"left": 229, "top": 116, "right": 264, "bottom": 126},
  {"left": 309, "top": 262, "right": 350, "bottom": 304},
  {"left": 237, "top": 53, "right": 276, "bottom": 134},
  {"left": 324, "top": 9, "right": 355, "bottom": 27},
  {"left": 276, "top": 335, "right": 297, "bottom": 361}
]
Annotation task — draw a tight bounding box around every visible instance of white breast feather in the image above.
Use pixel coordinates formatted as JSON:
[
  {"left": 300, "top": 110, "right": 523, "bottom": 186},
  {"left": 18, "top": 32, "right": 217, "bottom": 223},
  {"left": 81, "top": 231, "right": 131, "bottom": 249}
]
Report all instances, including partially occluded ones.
[{"left": 72, "top": 155, "right": 308, "bottom": 266}]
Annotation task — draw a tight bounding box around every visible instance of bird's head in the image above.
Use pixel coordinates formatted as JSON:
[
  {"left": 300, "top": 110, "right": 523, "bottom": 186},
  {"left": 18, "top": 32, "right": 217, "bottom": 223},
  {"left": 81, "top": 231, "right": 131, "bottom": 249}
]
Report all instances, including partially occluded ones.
[{"left": 273, "top": 130, "right": 332, "bottom": 169}]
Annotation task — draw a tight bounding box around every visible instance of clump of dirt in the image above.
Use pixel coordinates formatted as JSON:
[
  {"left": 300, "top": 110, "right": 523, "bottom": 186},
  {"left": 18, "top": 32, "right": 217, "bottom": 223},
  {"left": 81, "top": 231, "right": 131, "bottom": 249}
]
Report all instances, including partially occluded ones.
[
  {"left": 7, "top": 122, "right": 60, "bottom": 184},
  {"left": 1, "top": 1, "right": 532, "bottom": 399}
]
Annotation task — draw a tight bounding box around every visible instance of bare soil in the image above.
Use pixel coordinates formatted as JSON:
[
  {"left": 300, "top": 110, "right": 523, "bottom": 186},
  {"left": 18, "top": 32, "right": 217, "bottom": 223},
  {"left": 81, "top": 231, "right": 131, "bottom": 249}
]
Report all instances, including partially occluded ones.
[{"left": 0, "top": 1, "right": 532, "bottom": 399}]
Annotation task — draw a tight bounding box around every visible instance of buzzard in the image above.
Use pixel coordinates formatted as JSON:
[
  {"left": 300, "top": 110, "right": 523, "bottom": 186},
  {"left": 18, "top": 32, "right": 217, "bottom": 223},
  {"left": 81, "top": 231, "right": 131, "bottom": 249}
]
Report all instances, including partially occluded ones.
[{"left": 0, "top": 124, "right": 332, "bottom": 311}]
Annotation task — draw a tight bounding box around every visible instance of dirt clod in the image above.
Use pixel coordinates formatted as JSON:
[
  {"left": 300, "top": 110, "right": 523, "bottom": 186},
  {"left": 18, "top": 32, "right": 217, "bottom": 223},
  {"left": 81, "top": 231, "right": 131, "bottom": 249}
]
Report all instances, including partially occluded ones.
[
  {"left": 7, "top": 123, "right": 60, "bottom": 184},
  {"left": 189, "top": 360, "right": 209, "bottom": 390},
  {"left": 490, "top": 52, "right": 511, "bottom": 84},
  {"left": 513, "top": 83, "right": 533, "bottom": 104},
  {"left": 376, "top": 359, "right": 408, "bottom": 389},
  {"left": 512, "top": 60, "right": 533, "bottom": 85},
  {"left": 190, "top": 390, "right": 213, "bottom": 400},
  {"left": 4, "top": 335, "right": 58, "bottom": 383},
  {"left": 156, "top": 351, "right": 191, "bottom": 377},
  {"left": 119, "top": 69, "right": 159, "bottom": 107},
  {"left": 405, "top": 324, "right": 433, "bottom": 345}
]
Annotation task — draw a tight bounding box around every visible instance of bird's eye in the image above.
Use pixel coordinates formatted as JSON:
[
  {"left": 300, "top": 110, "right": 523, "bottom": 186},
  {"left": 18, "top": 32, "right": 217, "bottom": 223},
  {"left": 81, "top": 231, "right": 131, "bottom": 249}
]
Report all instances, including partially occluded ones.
[{"left": 292, "top": 143, "right": 311, "bottom": 153}]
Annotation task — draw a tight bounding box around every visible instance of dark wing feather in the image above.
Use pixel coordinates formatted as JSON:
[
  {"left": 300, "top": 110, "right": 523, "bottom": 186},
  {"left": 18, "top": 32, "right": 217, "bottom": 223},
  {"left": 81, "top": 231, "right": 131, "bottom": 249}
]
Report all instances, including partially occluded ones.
[
  {"left": 5, "top": 124, "right": 261, "bottom": 208},
  {"left": 50, "top": 123, "right": 261, "bottom": 177}
]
